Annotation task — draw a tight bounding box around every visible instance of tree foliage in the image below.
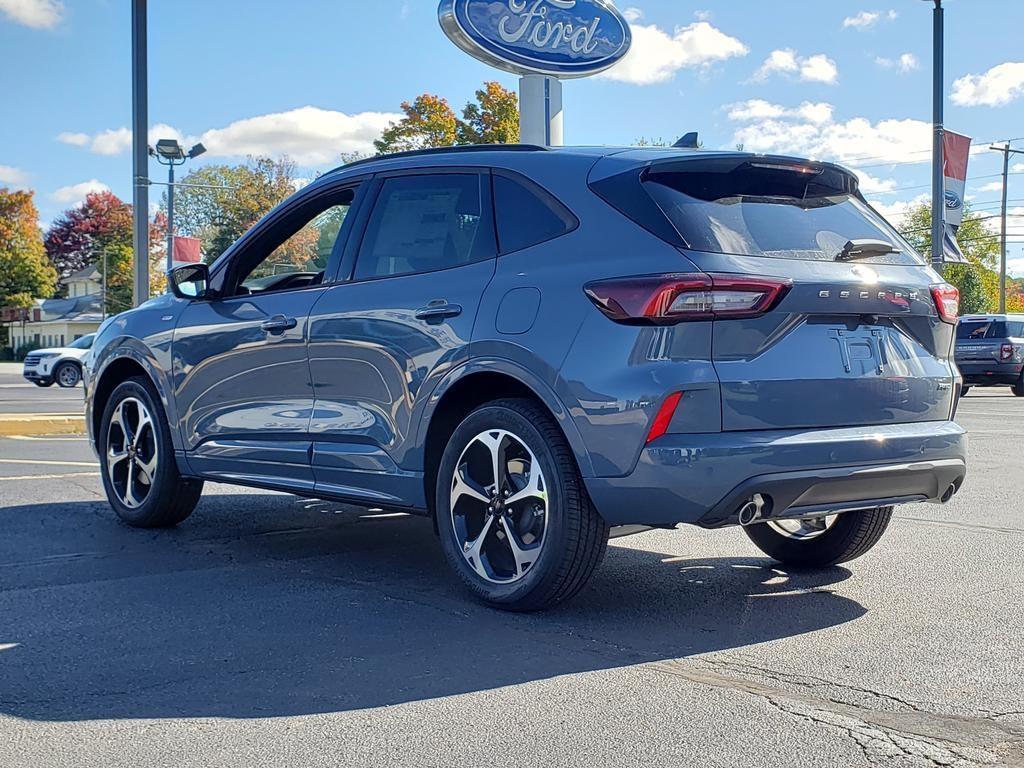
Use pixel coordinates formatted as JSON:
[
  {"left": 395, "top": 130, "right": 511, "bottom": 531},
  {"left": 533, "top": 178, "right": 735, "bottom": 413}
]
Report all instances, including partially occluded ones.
[
  {"left": 896, "top": 202, "right": 1003, "bottom": 313},
  {"left": 170, "top": 156, "right": 300, "bottom": 262},
  {"left": 374, "top": 82, "right": 519, "bottom": 154},
  {"left": 0, "top": 188, "right": 57, "bottom": 328},
  {"left": 43, "top": 190, "right": 138, "bottom": 314}
]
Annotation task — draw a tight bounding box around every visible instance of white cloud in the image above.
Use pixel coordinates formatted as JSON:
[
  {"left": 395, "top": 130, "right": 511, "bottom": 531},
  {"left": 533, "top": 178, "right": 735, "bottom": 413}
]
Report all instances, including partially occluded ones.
[
  {"left": 694, "top": 10, "right": 712, "bottom": 21},
  {"left": 0, "top": 0, "right": 63, "bottom": 29},
  {"left": 198, "top": 107, "right": 400, "bottom": 164},
  {"left": 599, "top": 21, "right": 748, "bottom": 85},
  {"left": 899, "top": 53, "right": 919, "bottom": 72},
  {"left": 727, "top": 99, "right": 833, "bottom": 124},
  {"left": 1007, "top": 257, "right": 1024, "bottom": 279},
  {"left": 56, "top": 131, "right": 89, "bottom": 147},
  {"left": 952, "top": 62, "right": 1024, "bottom": 107},
  {"left": 50, "top": 179, "right": 109, "bottom": 206},
  {"left": 1013, "top": 163, "right": 1024, "bottom": 173},
  {"left": 57, "top": 109, "right": 398, "bottom": 165},
  {"left": 852, "top": 169, "right": 897, "bottom": 194},
  {"left": 753, "top": 48, "right": 838, "bottom": 84},
  {"left": 843, "top": 10, "right": 897, "bottom": 29},
  {"left": 974, "top": 181, "right": 1004, "bottom": 193},
  {"left": 0, "top": 164, "right": 29, "bottom": 188},
  {"left": 90, "top": 127, "right": 132, "bottom": 156},
  {"left": 622, "top": 7, "right": 642, "bottom": 22},
  {"left": 868, "top": 193, "right": 930, "bottom": 228},
  {"left": 727, "top": 102, "right": 931, "bottom": 166}
]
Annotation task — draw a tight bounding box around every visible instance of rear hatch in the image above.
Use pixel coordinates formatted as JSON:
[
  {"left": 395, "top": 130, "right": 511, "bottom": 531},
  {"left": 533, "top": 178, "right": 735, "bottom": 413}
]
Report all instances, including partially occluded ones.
[{"left": 591, "top": 153, "right": 957, "bottom": 431}]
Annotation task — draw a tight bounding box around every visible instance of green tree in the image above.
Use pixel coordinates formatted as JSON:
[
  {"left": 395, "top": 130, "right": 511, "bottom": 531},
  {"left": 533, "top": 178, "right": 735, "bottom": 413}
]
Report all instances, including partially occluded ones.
[
  {"left": 0, "top": 188, "right": 58, "bottom": 349},
  {"left": 896, "top": 202, "right": 1000, "bottom": 313},
  {"left": 375, "top": 94, "right": 459, "bottom": 154},
  {"left": 458, "top": 81, "right": 519, "bottom": 145},
  {"left": 170, "top": 156, "right": 300, "bottom": 262}
]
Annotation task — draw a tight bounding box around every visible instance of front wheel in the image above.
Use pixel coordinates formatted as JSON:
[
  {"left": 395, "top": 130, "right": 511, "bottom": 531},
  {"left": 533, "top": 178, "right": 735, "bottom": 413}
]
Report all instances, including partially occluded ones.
[
  {"left": 743, "top": 507, "right": 893, "bottom": 568},
  {"left": 55, "top": 362, "right": 81, "bottom": 388},
  {"left": 99, "top": 376, "right": 203, "bottom": 528},
  {"left": 436, "top": 399, "right": 609, "bottom": 611},
  {"left": 33, "top": 380, "right": 53, "bottom": 388}
]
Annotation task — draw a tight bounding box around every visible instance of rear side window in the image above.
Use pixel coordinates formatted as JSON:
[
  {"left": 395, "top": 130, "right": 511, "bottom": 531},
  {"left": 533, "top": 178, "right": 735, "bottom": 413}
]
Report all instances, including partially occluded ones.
[
  {"left": 958, "top": 320, "right": 1009, "bottom": 339},
  {"left": 355, "top": 174, "right": 487, "bottom": 280},
  {"left": 639, "top": 158, "right": 922, "bottom": 264},
  {"left": 493, "top": 174, "right": 577, "bottom": 254}
]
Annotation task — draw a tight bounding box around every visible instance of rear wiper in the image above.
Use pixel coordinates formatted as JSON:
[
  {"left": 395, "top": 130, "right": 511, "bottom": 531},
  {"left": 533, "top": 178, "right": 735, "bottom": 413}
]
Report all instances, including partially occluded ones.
[{"left": 835, "top": 239, "right": 900, "bottom": 261}]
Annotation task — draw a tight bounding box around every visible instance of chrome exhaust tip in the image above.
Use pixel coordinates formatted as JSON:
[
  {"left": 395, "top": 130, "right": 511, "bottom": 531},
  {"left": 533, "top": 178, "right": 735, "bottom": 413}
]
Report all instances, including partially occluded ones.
[{"left": 738, "top": 493, "right": 767, "bottom": 526}]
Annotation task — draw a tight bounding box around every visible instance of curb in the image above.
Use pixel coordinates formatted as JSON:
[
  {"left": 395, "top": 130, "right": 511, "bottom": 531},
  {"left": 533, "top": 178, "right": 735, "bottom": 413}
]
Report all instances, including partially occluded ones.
[{"left": 0, "top": 414, "right": 87, "bottom": 437}]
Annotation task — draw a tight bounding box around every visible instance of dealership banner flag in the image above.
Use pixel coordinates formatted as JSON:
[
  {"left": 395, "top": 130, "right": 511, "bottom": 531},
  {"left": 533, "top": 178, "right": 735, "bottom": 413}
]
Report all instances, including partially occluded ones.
[{"left": 941, "top": 130, "right": 972, "bottom": 264}]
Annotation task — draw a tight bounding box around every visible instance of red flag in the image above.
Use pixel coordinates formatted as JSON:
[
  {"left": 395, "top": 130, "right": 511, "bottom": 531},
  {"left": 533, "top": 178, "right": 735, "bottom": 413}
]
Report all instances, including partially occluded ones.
[{"left": 172, "top": 236, "right": 202, "bottom": 265}]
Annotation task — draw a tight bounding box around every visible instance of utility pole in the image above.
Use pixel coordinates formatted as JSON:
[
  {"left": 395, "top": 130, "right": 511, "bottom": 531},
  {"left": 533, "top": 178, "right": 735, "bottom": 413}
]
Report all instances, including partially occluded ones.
[
  {"left": 131, "top": 0, "right": 149, "bottom": 307},
  {"left": 989, "top": 141, "right": 1024, "bottom": 313},
  {"left": 927, "top": 0, "right": 945, "bottom": 270}
]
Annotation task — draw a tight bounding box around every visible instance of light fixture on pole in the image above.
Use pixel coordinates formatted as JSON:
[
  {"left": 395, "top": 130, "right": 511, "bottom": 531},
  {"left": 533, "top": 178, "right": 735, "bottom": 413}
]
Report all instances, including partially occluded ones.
[{"left": 150, "top": 139, "right": 206, "bottom": 276}]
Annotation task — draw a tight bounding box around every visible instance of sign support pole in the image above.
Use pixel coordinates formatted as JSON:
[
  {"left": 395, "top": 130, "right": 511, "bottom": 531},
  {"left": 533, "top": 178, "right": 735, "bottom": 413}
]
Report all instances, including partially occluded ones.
[
  {"left": 131, "top": 0, "right": 149, "bottom": 306},
  {"left": 929, "top": 0, "right": 945, "bottom": 270},
  {"left": 519, "top": 75, "right": 563, "bottom": 147}
]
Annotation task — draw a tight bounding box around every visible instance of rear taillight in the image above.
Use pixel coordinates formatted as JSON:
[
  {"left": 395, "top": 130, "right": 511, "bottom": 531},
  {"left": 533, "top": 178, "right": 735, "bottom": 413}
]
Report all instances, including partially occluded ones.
[
  {"left": 646, "top": 392, "right": 683, "bottom": 444},
  {"left": 930, "top": 283, "right": 960, "bottom": 324},
  {"left": 1000, "top": 343, "right": 1014, "bottom": 362},
  {"left": 584, "top": 274, "right": 792, "bottom": 325}
]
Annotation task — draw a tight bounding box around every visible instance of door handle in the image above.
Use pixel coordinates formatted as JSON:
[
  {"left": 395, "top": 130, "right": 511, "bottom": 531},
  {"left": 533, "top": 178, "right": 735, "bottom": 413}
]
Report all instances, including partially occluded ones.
[
  {"left": 415, "top": 302, "right": 463, "bottom": 323},
  {"left": 260, "top": 315, "right": 298, "bottom": 334}
]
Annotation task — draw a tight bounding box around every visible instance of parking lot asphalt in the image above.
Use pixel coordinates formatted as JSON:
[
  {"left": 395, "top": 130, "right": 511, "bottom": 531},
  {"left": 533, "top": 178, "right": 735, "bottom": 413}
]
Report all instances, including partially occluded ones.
[
  {"left": 0, "top": 364, "right": 84, "bottom": 415},
  {"left": 0, "top": 391, "right": 1022, "bottom": 767}
]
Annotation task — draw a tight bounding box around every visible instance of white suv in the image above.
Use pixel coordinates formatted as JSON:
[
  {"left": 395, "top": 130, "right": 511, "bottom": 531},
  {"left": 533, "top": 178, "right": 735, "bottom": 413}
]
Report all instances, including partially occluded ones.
[{"left": 22, "top": 334, "right": 95, "bottom": 388}]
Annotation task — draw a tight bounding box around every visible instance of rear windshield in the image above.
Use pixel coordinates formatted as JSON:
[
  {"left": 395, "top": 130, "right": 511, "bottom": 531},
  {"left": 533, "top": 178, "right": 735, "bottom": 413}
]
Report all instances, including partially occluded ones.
[
  {"left": 642, "top": 159, "right": 921, "bottom": 264},
  {"left": 957, "top": 320, "right": 1024, "bottom": 339}
]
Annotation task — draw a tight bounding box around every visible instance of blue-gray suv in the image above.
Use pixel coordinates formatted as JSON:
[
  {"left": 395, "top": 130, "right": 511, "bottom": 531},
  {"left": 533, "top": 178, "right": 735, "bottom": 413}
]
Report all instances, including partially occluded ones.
[{"left": 85, "top": 146, "right": 968, "bottom": 610}]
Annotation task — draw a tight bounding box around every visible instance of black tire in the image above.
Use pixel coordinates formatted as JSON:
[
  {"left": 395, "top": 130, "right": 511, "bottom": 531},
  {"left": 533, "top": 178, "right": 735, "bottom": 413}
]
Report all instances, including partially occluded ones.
[
  {"left": 960, "top": 386, "right": 971, "bottom": 397},
  {"left": 54, "top": 361, "right": 81, "bottom": 388},
  {"left": 1012, "top": 376, "right": 1024, "bottom": 397},
  {"left": 33, "top": 380, "right": 53, "bottom": 388},
  {"left": 98, "top": 376, "right": 203, "bottom": 528},
  {"left": 436, "top": 398, "right": 609, "bottom": 611},
  {"left": 743, "top": 507, "right": 893, "bottom": 568}
]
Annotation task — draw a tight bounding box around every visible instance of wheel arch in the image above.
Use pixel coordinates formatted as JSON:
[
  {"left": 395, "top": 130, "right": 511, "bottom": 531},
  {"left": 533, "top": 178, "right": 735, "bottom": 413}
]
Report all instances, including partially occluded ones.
[
  {"left": 90, "top": 344, "right": 176, "bottom": 450},
  {"left": 418, "top": 361, "right": 594, "bottom": 521}
]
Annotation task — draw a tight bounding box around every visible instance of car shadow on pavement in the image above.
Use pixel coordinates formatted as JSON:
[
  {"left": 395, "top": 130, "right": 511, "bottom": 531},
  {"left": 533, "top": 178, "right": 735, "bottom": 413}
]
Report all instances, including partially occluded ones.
[{"left": 0, "top": 493, "right": 865, "bottom": 722}]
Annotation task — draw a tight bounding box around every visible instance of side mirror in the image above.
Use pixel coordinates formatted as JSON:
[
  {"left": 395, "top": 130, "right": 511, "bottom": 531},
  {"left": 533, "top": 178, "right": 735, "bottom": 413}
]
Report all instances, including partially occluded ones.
[{"left": 169, "top": 263, "right": 210, "bottom": 300}]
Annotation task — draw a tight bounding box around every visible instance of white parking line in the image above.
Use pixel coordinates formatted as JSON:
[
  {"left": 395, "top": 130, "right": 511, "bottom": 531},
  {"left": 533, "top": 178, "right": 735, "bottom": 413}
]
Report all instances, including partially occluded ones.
[
  {"left": 5, "top": 435, "right": 88, "bottom": 442},
  {"left": 0, "top": 459, "right": 98, "bottom": 467},
  {"left": 0, "top": 472, "right": 99, "bottom": 481}
]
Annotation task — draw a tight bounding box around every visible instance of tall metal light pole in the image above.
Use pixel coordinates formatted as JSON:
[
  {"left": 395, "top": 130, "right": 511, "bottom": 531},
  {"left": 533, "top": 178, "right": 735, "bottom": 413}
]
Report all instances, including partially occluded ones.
[
  {"left": 131, "top": 0, "right": 149, "bottom": 306},
  {"left": 151, "top": 140, "right": 206, "bottom": 275},
  {"left": 927, "top": 0, "right": 945, "bottom": 269}
]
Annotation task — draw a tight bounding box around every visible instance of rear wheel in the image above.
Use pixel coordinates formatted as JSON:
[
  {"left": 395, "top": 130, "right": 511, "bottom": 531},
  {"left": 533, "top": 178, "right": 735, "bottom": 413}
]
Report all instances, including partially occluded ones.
[
  {"left": 55, "top": 361, "right": 81, "bottom": 388},
  {"left": 99, "top": 376, "right": 203, "bottom": 528},
  {"left": 436, "top": 398, "right": 609, "bottom": 611},
  {"left": 1012, "top": 376, "right": 1024, "bottom": 397},
  {"left": 743, "top": 507, "right": 893, "bottom": 568},
  {"left": 960, "top": 386, "right": 971, "bottom": 397},
  {"left": 33, "top": 380, "right": 53, "bottom": 388}
]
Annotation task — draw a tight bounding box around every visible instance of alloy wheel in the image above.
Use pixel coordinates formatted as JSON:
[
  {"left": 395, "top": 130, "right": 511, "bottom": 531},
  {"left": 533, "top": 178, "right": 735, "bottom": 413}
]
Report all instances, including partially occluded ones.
[
  {"left": 450, "top": 429, "right": 548, "bottom": 584},
  {"left": 57, "top": 365, "right": 80, "bottom": 387},
  {"left": 106, "top": 397, "right": 158, "bottom": 509}
]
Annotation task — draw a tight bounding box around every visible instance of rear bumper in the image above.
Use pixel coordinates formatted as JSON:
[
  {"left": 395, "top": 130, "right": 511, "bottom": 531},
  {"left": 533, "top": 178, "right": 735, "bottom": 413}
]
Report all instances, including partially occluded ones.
[
  {"left": 584, "top": 421, "right": 967, "bottom": 527},
  {"left": 957, "top": 361, "right": 1022, "bottom": 386}
]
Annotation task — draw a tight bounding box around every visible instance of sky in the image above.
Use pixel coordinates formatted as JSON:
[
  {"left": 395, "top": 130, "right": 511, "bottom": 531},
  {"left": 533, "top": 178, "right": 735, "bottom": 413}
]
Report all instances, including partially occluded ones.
[{"left": 1, "top": 0, "right": 1023, "bottom": 274}]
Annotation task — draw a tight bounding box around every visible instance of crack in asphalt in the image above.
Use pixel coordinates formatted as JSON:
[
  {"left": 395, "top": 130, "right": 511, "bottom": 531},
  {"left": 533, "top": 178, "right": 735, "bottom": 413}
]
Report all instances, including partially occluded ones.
[{"left": 646, "top": 660, "right": 1024, "bottom": 767}]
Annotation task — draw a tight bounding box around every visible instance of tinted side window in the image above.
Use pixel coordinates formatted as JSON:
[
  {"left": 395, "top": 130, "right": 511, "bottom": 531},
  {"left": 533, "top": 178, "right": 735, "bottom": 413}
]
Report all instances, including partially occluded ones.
[
  {"left": 493, "top": 174, "right": 576, "bottom": 254},
  {"left": 355, "top": 174, "right": 486, "bottom": 280}
]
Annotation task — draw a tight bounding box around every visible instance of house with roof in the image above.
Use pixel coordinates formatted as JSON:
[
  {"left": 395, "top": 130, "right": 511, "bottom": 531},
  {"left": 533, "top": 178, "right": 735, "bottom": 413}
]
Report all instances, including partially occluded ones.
[{"left": 3, "top": 265, "right": 104, "bottom": 352}]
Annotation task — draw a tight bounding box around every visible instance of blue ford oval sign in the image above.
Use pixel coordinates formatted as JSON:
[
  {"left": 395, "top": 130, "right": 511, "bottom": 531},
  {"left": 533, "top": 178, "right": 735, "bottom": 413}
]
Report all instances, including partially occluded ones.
[{"left": 438, "top": 0, "right": 632, "bottom": 78}]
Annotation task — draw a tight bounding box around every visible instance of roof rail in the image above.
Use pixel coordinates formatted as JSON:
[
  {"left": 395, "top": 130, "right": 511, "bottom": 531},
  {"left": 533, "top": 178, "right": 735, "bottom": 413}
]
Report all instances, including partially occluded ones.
[{"left": 324, "top": 143, "right": 549, "bottom": 175}]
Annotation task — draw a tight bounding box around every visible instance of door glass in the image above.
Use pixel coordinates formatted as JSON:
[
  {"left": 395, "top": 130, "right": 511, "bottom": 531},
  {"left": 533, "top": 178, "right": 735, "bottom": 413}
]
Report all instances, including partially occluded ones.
[
  {"left": 234, "top": 187, "right": 357, "bottom": 296},
  {"left": 355, "top": 175, "right": 484, "bottom": 280}
]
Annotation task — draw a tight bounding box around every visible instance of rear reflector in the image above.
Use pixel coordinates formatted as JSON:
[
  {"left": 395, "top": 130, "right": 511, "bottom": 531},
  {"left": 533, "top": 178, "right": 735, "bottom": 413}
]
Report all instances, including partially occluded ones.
[
  {"left": 646, "top": 392, "right": 683, "bottom": 444},
  {"left": 584, "top": 273, "right": 792, "bottom": 325},
  {"left": 930, "top": 283, "right": 960, "bottom": 324}
]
